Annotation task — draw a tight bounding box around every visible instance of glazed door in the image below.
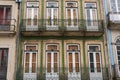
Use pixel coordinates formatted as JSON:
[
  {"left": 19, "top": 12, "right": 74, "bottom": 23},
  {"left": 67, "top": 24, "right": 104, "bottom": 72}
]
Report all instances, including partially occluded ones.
[
  {"left": 46, "top": 44, "right": 59, "bottom": 80},
  {"left": 24, "top": 45, "right": 37, "bottom": 80},
  {"left": 26, "top": 2, "right": 38, "bottom": 31},
  {"left": 67, "top": 44, "right": 81, "bottom": 80},
  {"left": 116, "top": 45, "right": 120, "bottom": 77},
  {"left": 46, "top": 2, "right": 58, "bottom": 30},
  {"left": 88, "top": 45, "right": 102, "bottom": 80},
  {"left": 66, "top": 2, "right": 78, "bottom": 31},
  {"left": 85, "top": 3, "right": 98, "bottom": 31}
]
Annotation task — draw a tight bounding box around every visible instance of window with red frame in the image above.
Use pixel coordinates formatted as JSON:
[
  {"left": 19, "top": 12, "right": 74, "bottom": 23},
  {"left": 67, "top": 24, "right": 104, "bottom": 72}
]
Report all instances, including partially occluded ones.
[
  {"left": 0, "top": 6, "right": 11, "bottom": 25},
  {"left": 0, "top": 48, "right": 8, "bottom": 67}
]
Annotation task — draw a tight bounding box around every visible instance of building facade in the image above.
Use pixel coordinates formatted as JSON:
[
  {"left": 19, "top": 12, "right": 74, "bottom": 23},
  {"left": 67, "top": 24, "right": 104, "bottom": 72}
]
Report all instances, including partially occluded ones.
[
  {"left": 0, "top": 0, "right": 18, "bottom": 80},
  {"left": 105, "top": 0, "right": 120, "bottom": 79},
  {"left": 16, "top": 0, "right": 110, "bottom": 80}
]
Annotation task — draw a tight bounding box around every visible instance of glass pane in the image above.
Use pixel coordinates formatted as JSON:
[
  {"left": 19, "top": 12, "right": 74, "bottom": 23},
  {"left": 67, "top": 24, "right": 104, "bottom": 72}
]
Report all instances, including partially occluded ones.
[
  {"left": 75, "top": 53, "right": 79, "bottom": 62},
  {"left": 54, "top": 63, "right": 57, "bottom": 72},
  {"left": 69, "top": 63, "right": 73, "bottom": 72},
  {"left": 73, "top": 9, "right": 77, "bottom": 26},
  {"left": 118, "top": 56, "right": 120, "bottom": 60},
  {"left": 69, "top": 53, "right": 73, "bottom": 72},
  {"left": 26, "top": 53, "right": 29, "bottom": 62},
  {"left": 54, "top": 53, "right": 57, "bottom": 62},
  {"left": 27, "top": 8, "right": 31, "bottom": 25},
  {"left": 5, "top": 7, "right": 11, "bottom": 25},
  {"left": 67, "top": 2, "right": 77, "bottom": 7},
  {"left": 47, "top": 53, "right": 51, "bottom": 72},
  {"left": 47, "top": 8, "right": 51, "bottom": 25},
  {"left": 48, "top": 45, "right": 57, "bottom": 50},
  {"left": 32, "top": 63, "right": 36, "bottom": 73},
  {"left": 90, "top": 63, "right": 94, "bottom": 72},
  {"left": 33, "top": 8, "right": 38, "bottom": 25},
  {"left": 117, "top": 46, "right": 120, "bottom": 50},
  {"left": 25, "top": 53, "right": 29, "bottom": 73},
  {"left": 97, "top": 63, "right": 101, "bottom": 72},
  {"left": 86, "top": 9, "right": 91, "bottom": 26},
  {"left": 0, "top": 7, "right": 4, "bottom": 24},
  {"left": 117, "top": 51, "right": 120, "bottom": 55},
  {"left": 75, "top": 63, "right": 79, "bottom": 72},
  {"left": 32, "top": 53, "right": 36, "bottom": 62},
  {"left": 89, "top": 46, "right": 99, "bottom": 52},
  {"left": 68, "top": 45, "right": 78, "bottom": 51},
  {"left": 90, "top": 53, "right": 94, "bottom": 62},
  {"left": 53, "top": 8, "right": 58, "bottom": 25},
  {"left": 69, "top": 53, "right": 72, "bottom": 62},
  {"left": 47, "top": 53, "right": 51, "bottom": 62},
  {"left": 26, "top": 46, "right": 36, "bottom": 51},
  {"left": 67, "top": 9, "right": 71, "bottom": 26},
  {"left": 25, "top": 63, "right": 29, "bottom": 73},
  {"left": 96, "top": 53, "right": 100, "bottom": 62},
  {"left": 47, "top": 63, "right": 51, "bottom": 72}
]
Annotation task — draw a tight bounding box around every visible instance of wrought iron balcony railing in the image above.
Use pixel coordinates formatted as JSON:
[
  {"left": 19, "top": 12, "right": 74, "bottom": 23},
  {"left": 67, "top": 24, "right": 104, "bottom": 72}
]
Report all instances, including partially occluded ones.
[
  {"left": 109, "top": 12, "right": 120, "bottom": 23},
  {"left": 16, "top": 67, "right": 109, "bottom": 80},
  {"left": 21, "top": 19, "right": 104, "bottom": 32},
  {"left": 0, "top": 19, "right": 16, "bottom": 31}
]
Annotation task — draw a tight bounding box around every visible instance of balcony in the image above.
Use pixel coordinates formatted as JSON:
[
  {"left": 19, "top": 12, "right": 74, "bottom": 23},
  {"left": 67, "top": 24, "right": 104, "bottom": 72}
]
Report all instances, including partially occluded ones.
[
  {"left": 108, "top": 12, "right": 120, "bottom": 29},
  {"left": 21, "top": 19, "right": 104, "bottom": 36},
  {"left": 16, "top": 67, "right": 109, "bottom": 80},
  {"left": 0, "top": 19, "right": 16, "bottom": 36}
]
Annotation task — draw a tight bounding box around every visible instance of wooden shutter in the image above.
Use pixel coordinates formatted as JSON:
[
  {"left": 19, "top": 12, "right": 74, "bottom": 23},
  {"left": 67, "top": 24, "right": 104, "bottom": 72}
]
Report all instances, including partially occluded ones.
[
  {"left": 32, "top": 53, "right": 36, "bottom": 73},
  {"left": 25, "top": 53, "right": 30, "bottom": 73},
  {"left": 47, "top": 53, "right": 51, "bottom": 72},
  {"left": 54, "top": 53, "right": 57, "bottom": 72},
  {"left": 96, "top": 53, "right": 101, "bottom": 72},
  {"left": 75, "top": 53, "right": 79, "bottom": 72}
]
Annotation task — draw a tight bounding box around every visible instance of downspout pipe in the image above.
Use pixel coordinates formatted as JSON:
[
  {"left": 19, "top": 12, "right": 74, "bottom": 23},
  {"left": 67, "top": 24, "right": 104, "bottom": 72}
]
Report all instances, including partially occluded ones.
[{"left": 15, "top": 0, "right": 22, "bottom": 80}]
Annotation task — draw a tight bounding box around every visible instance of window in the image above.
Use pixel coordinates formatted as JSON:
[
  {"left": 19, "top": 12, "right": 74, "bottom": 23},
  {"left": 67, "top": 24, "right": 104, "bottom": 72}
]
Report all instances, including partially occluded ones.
[
  {"left": 0, "top": 6, "right": 11, "bottom": 30},
  {"left": 46, "top": 44, "right": 59, "bottom": 79},
  {"left": 0, "top": 48, "right": 8, "bottom": 67},
  {"left": 88, "top": 45, "right": 101, "bottom": 73},
  {"left": 116, "top": 39, "right": 120, "bottom": 70},
  {"left": 67, "top": 44, "right": 80, "bottom": 72},
  {"left": 46, "top": 2, "right": 58, "bottom": 30},
  {"left": 26, "top": 2, "right": 39, "bottom": 31},
  {"left": 24, "top": 45, "right": 37, "bottom": 73},
  {"left": 110, "top": 0, "right": 120, "bottom": 12},
  {"left": 85, "top": 3, "right": 98, "bottom": 31},
  {"left": 66, "top": 2, "right": 78, "bottom": 30}
]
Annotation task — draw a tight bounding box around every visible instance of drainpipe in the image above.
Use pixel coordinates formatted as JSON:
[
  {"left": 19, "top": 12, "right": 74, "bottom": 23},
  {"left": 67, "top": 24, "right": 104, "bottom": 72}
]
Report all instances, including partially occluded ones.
[{"left": 15, "top": 0, "right": 22, "bottom": 80}]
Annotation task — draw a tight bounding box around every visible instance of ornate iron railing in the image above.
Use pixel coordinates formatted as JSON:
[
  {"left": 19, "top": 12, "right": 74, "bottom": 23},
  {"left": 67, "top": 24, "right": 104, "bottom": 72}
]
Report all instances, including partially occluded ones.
[
  {"left": 16, "top": 67, "right": 109, "bottom": 80},
  {"left": 0, "top": 19, "right": 16, "bottom": 31},
  {"left": 21, "top": 19, "right": 104, "bottom": 32}
]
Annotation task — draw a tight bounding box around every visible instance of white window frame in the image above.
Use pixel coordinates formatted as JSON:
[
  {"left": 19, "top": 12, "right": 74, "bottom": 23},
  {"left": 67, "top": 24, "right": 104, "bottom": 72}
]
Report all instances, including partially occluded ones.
[
  {"left": 66, "top": 2, "right": 78, "bottom": 30},
  {"left": 110, "top": 0, "right": 120, "bottom": 12},
  {"left": 46, "top": 44, "right": 59, "bottom": 79},
  {"left": 46, "top": 2, "right": 58, "bottom": 30},
  {"left": 88, "top": 45, "right": 102, "bottom": 72},
  {"left": 67, "top": 44, "right": 80, "bottom": 73},
  {"left": 24, "top": 45, "right": 38, "bottom": 73}
]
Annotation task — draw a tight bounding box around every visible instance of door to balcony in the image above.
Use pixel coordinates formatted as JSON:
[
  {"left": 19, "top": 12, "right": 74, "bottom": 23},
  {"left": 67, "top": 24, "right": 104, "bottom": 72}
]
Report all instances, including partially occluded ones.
[
  {"left": 0, "top": 48, "right": 8, "bottom": 80},
  {"left": 46, "top": 2, "right": 58, "bottom": 31},
  {"left": 85, "top": 3, "right": 98, "bottom": 31},
  {"left": 67, "top": 44, "right": 81, "bottom": 80},
  {"left": 26, "top": 2, "right": 38, "bottom": 31},
  {"left": 88, "top": 45, "right": 103, "bottom": 80},
  {"left": 24, "top": 45, "right": 37, "bottom": 80},
  {"left": 46, "top": 44, "right": 59, "bottom": 80},
  {"left": 66, "top": 2, "right": 78, "bottom": 31},
  {"left": 116, "top": 39, "right": 120, "bottom": 77},
  {"left": 0, "top": 6, "right": 11, "bottom": 31}
]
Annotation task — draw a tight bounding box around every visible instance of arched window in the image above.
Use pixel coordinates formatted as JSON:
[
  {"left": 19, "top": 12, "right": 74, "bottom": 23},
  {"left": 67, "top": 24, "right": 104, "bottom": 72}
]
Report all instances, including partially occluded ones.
[{"left": 116, "top": 38, "right": 120, "bottom": 71}]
